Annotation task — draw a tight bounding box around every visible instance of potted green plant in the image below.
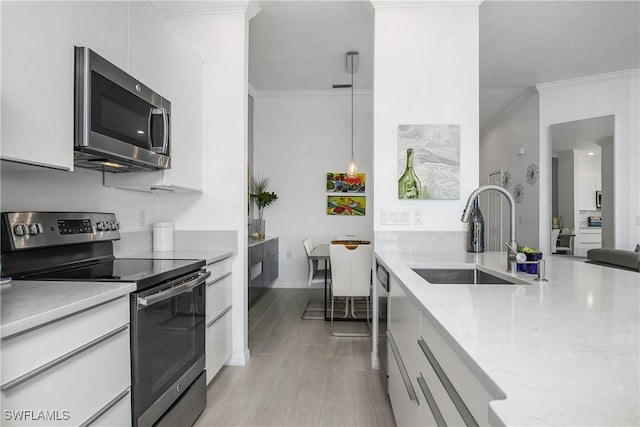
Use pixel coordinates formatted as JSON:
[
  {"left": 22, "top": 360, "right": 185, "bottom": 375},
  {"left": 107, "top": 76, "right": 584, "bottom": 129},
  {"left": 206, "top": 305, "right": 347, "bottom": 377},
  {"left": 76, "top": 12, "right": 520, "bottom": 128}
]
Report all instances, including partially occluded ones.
[
  {"left": 517, "top": 245, "right": 542, "bottom": 274},
  {"left": 250, "top": 175, "right": 278, "bottom": 239}
]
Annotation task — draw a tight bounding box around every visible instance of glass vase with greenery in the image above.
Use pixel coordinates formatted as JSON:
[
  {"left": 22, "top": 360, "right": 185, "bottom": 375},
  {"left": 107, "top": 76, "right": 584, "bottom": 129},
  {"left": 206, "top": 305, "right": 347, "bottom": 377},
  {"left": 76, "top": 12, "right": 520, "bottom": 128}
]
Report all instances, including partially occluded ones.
[{"left": 250, "top": 175, "right": 278, "bottom": 221}]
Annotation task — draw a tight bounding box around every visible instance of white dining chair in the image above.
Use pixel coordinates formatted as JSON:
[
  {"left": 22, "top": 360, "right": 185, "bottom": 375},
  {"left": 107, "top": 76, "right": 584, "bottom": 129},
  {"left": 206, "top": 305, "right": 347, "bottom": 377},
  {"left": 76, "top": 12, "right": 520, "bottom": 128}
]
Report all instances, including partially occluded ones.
[
  {"left": 302, "top": 238, "right": 330, "bottom": 320},
  {"left": 551, "top": 229, "right": 573, "bottom": 254},
  {"left": 329, "top": 243, "right": 372, "bottom": 337}
]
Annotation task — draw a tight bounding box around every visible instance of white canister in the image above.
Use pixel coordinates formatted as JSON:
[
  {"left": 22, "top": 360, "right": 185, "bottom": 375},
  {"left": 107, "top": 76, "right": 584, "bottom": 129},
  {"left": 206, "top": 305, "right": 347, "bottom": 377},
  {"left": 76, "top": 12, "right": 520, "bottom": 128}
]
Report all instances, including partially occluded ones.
[{"left": 153, "top": 222, "right": 175, "bottom": 252}]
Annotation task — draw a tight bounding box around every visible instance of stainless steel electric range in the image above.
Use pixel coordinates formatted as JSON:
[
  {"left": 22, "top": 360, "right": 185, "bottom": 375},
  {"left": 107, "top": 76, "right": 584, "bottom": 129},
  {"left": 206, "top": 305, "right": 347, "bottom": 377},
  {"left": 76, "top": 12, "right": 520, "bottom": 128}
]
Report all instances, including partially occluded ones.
[{"left": 1, "top": 212, "right": 209, "bottom": 427}]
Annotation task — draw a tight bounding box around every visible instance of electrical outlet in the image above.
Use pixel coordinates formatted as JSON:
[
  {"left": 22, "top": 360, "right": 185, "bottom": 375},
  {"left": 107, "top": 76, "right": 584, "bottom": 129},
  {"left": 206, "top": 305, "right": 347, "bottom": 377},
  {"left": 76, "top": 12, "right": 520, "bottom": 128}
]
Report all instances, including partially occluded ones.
[
  {"left": 286, "top": 250, "right": 292, "bottom": 259},
  {"left": 139, "top": 209, "right": 146, "bottom": 227},
  {"left": 413, "top": 209, "right": 423, "bottom": 225}
]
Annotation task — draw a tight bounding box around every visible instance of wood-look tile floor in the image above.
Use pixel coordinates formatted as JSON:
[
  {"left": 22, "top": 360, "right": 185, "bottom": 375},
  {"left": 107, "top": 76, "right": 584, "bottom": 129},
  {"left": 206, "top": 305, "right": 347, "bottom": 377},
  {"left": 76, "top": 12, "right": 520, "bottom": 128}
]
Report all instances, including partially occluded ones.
[{"left": 195, "top": 288, "right": 396, "bottom": 427}]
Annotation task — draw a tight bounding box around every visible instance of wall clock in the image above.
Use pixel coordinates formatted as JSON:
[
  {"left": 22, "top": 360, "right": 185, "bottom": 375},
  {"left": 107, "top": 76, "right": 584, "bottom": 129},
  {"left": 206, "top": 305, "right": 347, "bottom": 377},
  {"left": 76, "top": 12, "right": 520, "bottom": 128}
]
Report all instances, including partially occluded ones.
[
  {"left": 502, "top": 170, "right": 511, "bottom": 188},
  {"left": 513, "top": 184, "right": 524, "bottom": 204},
  {"left": 526, "top": 163, "right": 538, "bottom": 185}
]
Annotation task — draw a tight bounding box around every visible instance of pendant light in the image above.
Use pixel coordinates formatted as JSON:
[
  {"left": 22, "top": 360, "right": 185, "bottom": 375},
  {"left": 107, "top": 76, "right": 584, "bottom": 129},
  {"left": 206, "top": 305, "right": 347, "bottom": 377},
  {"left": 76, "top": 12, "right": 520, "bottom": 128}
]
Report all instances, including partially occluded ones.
[{"left": 346, "top": 52, "right": 359, "bottom": 177}]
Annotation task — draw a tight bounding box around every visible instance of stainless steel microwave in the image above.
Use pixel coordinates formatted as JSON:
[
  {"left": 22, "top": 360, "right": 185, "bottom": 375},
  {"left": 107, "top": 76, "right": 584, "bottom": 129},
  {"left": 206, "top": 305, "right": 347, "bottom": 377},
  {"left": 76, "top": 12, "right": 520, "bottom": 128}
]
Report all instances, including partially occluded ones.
[{"left": 74, "top": 46, "right": 171, "bottom": 172}]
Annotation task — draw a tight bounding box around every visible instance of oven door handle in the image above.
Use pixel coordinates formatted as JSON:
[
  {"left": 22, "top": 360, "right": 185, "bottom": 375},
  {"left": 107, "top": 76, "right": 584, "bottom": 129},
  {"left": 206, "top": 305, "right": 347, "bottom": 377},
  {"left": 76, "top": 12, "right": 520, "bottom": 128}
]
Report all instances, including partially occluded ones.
[{"left": 137, "top": 270, "right": 210, "bottom": 309}]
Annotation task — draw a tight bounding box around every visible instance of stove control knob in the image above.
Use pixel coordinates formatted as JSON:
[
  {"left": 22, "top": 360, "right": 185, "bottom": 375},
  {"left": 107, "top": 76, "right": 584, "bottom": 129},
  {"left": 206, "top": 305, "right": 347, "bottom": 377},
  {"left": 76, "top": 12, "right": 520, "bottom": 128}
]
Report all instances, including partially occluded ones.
[
  {"left": 104, "top": 222, "right": 112, "bottom": 231},
  {"left": 96, "top": 222, "right": 105, "bottom": 231},
  {"left": 110, "top": 221, "right": 118, "bottom": 230},
  {"left": 13, "top": 224, "right": 26, "bottom": 236},
  {"left": 28, "top": 223, "right": 41, "bottom": 235},
  {"left": 114, "top": 222, "right": 120, "bottom": 230}
]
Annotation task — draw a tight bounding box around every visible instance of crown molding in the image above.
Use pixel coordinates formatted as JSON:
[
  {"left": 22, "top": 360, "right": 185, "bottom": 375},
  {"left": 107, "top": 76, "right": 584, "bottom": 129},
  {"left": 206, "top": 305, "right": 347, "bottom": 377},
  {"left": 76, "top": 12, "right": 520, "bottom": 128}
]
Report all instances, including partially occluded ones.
[
  {"left": 536, "top": 69, "right": 639, "bottom": 92},
  {"left": 249, "top": 88, "right": 374, "bottom": 98},
  {"left": 152, "top": 1, "right": 261, "bottom": 18},
  {"left": 371, "top": 0, "right": 482, "bottom": 9}
]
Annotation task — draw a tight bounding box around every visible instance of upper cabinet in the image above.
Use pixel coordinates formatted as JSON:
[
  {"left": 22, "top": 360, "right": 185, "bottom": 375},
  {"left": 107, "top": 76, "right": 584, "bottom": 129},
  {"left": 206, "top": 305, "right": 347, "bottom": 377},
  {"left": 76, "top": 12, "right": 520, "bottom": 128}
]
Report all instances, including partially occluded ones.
[
  {"left": 1, "top": 1, "right": 204, "bottom": 192},
  {"left": 1, "top": 2, "right": 75, "bottom": 170},
  {"left": 74, "top": 1, "right": 128, "bottom": 71}
]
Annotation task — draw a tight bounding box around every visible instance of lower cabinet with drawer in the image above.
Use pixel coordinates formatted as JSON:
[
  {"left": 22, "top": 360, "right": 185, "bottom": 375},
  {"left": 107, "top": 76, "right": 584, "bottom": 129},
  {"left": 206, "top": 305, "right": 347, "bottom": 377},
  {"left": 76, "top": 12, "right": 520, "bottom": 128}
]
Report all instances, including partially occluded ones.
[
  {"left": 1, "top": 296, "right": 132, "bottom": 426},
  {"left": 205, "top": 256, "right": 233, "bottom": 384},
  {"left": 387, "top": 279, "right": 502, "bottom": 427}
]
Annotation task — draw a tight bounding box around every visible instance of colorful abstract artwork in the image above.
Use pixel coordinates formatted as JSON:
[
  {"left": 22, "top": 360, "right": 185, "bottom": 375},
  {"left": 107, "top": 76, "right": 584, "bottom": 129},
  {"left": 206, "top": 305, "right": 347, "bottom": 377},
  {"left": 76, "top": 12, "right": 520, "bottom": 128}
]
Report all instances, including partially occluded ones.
[
  {"left": 397, "top": 124, "right": 460, "bottom": 200},
  {"left": 327, "top": 196, "right": 366, "bottom": 216},
  {"left": 326, "top": 173, "right": 366, "bottom": 193}
]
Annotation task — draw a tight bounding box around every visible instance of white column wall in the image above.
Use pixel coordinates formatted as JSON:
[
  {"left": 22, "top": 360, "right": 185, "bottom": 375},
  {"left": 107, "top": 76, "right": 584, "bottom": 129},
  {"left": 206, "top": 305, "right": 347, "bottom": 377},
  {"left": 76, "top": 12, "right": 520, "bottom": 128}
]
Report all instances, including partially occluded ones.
[
  {"left": 165, "top": 11, "right": 251, "bottom": 365},
  {"left": 372, "top": 2, "right": 480, "bottom": 233}
]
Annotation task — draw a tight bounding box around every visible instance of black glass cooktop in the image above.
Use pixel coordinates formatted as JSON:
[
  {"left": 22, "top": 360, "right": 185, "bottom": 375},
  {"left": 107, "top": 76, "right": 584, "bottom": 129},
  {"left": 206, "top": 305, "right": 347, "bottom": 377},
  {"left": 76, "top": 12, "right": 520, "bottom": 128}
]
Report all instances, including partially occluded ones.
[{"left": 21, "top": 258, "right": 204, "bottom": 291}]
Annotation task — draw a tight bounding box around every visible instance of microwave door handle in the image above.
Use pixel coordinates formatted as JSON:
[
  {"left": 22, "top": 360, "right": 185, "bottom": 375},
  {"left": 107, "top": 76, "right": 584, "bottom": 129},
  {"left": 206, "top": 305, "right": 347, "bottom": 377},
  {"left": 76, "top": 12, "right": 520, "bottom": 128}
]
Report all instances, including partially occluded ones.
[
  {"left": 148, "top": 108, "right": 162, "bottom": 151},
  {"left": 161, "top": 107, "right": 169, "bottom": 155}
]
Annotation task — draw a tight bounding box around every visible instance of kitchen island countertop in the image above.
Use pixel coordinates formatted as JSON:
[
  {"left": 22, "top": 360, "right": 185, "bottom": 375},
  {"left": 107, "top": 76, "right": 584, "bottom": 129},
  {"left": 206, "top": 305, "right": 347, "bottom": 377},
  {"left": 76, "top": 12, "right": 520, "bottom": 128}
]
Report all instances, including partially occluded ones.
[{"left": 375, "top": 250, "right": 639, "bottom": 426}]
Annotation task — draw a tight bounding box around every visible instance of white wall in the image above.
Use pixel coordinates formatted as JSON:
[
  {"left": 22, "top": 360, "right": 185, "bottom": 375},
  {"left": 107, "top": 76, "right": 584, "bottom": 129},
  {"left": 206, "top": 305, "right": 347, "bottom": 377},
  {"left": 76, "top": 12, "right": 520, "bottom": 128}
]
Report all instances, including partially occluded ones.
[
  {"left": 480, "top": 90, "right": 540, "bottom": 249},
  {"left": 252, "top": 91, "right": 374, "bottom": 287},
  {"left": 372, "top": 2, "right": 480, "bottom": 238},
  {"left": 537, "top": 70, "right": 640, "bottom": 252},
  {"left": 1, "top": 166, "right": 159, "bottom": 230}
]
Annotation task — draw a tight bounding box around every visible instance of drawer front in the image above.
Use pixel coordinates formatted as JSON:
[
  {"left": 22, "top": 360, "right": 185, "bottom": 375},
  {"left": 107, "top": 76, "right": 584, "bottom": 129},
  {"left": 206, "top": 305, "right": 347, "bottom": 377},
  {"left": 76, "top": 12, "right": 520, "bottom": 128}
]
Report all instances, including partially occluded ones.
[
  {"left": 2, "top": 296, "right": 129, "bottom": 386},
  {"left": 206, "top": 274, "right": 232, "bottom": 323},
  {"left": 206, "top": 309, "right": 233, "bottom": 385},
  {"left": 264, "top": 238, "right": 278, "bottom": 258},
  {"left": 206, "top": 257, "right": 232, "bottom": 282},
  {"left": 87, "top": 388, "right": 131, "bottom": 427},
  {"left": 580, "top": 233, "right": 601, "bottom": 244},
  {"left": 1, "top": 326, "right": 131, "bottom": 426},
  {"left": 420, "top": 312, "right": 500, "bottom": 426}
]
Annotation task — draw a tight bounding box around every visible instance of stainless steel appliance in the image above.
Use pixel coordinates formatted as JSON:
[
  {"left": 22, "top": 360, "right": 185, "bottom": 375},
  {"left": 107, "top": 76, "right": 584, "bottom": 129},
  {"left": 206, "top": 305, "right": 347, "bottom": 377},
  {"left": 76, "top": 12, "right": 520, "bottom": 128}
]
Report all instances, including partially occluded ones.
[
  {"left": 376, "top": 260, "right": 389, "bottom": 390},
  {"left": 1, "top": 212, "right": 208, "bottom": 427},
  {"left": 75, "top": 47, "right": 171, "bottom": 172}
]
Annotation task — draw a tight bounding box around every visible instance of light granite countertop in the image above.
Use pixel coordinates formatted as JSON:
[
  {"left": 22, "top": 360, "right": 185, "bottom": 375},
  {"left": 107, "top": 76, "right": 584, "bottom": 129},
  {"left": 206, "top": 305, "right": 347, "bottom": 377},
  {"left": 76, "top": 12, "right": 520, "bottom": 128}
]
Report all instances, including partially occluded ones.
[
  {"left": 375, "top": 250, "right": 639, "bottom": 427},
  {"left": 127, "top": 249, "right": 233, "bottom": 265},
  {"left": 1, "top": 281, "right": 135, "bottom": 338}
]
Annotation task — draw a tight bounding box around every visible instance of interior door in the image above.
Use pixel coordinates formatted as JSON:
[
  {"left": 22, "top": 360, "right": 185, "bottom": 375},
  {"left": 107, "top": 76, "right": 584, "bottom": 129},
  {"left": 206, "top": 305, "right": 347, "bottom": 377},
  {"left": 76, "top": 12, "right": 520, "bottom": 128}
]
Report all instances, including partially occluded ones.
[{"left": 487, "top": 171, "right": 503, "bottom": 251}]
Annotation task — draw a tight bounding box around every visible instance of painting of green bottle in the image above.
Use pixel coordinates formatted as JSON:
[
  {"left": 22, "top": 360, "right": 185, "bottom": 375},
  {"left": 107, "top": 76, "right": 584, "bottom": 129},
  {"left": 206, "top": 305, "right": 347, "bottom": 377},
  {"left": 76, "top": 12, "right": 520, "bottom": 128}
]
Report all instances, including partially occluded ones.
[{"left": 397, "top": 124, "right": 461, "bottom": 200}]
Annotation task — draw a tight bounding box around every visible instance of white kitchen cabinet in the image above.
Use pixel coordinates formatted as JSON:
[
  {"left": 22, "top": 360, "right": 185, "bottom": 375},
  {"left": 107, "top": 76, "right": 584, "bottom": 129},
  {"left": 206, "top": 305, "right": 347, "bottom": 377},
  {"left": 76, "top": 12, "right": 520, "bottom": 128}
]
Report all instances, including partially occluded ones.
[
  {"left": 386, "top": 273, "right": 499, "bottom": 427},
  {"left": 128, "top": 1, "right": 165, "bottom": 92},
  {"left": 0, "top": 2, "right": 75, "bottom": 170},
  {"left": 105, "top": 20, "right": 204, "bottom": 192},
  {"left": 74, "top": 1, "right": 128, "bottom": 70},
  {"left": 205, "top": 256, "right": 233, "bottom": 384},
  {"left": 1, "top": 296, "right": 132, "bottom": 427},
  {"left": 577, "top": 227, "right": 602, "bottom": 257},
  {"left": 388, "top": 276, "right": 422, "bottom": 426}
]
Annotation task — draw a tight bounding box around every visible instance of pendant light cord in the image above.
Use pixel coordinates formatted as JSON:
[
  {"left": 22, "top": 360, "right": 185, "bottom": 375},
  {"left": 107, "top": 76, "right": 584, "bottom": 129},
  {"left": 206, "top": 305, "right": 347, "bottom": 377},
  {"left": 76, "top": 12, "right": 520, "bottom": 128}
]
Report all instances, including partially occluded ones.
[{"left": 350, "top": 54, "right": 354, "bottom": 161}]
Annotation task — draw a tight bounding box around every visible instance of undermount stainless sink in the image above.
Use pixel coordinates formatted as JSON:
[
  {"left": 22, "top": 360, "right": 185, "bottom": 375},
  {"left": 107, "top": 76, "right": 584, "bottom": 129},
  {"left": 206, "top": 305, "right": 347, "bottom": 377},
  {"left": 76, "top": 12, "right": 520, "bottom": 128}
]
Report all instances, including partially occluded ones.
[{"left": 412, "top": 268, "right": 523, "bottom": 285}]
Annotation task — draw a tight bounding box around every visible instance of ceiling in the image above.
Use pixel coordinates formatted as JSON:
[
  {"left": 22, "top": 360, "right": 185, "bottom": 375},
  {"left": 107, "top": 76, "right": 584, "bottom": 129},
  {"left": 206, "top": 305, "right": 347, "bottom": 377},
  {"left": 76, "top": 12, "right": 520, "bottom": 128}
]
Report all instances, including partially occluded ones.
[{"left": 246, "top": 0, "right": 639, "bottom": 132}]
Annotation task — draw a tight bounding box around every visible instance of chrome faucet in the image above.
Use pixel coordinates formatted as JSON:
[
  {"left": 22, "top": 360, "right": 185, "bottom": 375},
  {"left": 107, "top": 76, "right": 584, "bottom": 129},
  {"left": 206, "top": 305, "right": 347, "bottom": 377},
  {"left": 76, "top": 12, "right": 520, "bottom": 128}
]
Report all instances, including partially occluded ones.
[{"left": 461, "top": 185, "right": 519, "bottom": 272}]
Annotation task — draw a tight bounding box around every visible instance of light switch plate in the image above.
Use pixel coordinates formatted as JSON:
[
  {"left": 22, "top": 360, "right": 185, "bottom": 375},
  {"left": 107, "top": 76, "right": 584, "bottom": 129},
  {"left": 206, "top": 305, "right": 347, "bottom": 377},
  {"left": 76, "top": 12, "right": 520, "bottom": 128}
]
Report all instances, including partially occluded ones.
[{"left": 381, "top": 209, "right": 410, "bottom": 225}]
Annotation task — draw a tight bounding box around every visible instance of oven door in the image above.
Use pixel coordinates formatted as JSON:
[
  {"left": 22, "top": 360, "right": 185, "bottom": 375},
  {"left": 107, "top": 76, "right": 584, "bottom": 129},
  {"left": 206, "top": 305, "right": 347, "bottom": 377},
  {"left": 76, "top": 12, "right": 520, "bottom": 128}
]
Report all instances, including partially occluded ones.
[{"left": 131, "top": 269, "right": 209, "bottom": 426}]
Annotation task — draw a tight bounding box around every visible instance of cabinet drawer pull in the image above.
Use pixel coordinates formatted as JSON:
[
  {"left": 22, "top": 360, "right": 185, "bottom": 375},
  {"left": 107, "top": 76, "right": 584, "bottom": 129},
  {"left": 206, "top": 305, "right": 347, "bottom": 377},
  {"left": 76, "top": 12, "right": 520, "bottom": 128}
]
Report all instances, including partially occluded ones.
[
  {"left": 417, "top": 373, "right": 447, "bottom": 427},
  {"left": 206, "top": 305, "right": 232, "bottom": 328},
  {"left": 80, "top": 388, "right": 130, "bottom": 427},
  {"left": 1, "top": 325, "right": 129, "bottom": 392},
  {"left": 207, "top": 271, "right": 231, "bottom": 286},
  {"left": 387, "top": 330, "right": 419, "bottom": 405},
  {"left": 418, "top": 338, "right": 479, "bottom": 427}
]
